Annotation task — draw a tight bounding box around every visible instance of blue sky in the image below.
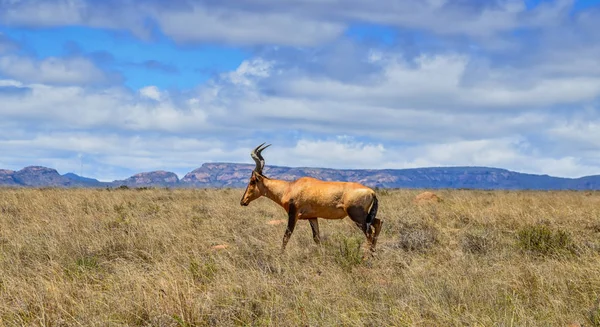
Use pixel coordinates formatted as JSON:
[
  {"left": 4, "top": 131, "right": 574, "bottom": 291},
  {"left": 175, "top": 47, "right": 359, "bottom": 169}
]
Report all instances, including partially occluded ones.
[{"left": 1, "top": 0, "right": 600, "bottom": 181}]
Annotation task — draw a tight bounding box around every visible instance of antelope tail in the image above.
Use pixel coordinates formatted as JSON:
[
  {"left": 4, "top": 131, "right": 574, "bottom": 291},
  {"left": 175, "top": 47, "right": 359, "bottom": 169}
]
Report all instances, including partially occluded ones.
[{"left": 366, "top": 195, "right": 378, "bottom": 232}]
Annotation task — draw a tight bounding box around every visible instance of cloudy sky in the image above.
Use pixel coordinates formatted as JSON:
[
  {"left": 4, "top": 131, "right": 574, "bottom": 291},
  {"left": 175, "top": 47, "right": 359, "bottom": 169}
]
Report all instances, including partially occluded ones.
[{"left": 1, "top": 0, "right": 600, "bottom": 181}]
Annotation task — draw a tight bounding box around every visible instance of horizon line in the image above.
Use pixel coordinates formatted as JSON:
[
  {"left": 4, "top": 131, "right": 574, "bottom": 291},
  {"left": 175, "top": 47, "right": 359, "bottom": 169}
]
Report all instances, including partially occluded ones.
[{"left": 2, "top": 162, "right": 598, "bottom": 183}]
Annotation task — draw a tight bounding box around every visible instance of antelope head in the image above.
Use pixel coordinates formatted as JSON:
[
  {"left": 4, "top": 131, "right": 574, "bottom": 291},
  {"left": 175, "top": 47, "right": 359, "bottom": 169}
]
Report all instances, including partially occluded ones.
[{"left": 240, "top": 142, "right": 271, "bottom": 206}]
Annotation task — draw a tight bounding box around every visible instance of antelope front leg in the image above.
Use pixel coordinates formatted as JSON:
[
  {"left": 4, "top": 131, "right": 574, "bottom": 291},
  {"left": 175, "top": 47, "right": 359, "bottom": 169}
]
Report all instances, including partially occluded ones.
[{"left": 281, "top": 201, "right": 298, "bottom": 252}]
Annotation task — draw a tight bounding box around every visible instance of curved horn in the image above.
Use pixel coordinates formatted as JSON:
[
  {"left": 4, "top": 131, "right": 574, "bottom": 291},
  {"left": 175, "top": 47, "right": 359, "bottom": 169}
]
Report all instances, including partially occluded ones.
[{"left": 251, "top": 142, "right": 271, "bottom": 173}]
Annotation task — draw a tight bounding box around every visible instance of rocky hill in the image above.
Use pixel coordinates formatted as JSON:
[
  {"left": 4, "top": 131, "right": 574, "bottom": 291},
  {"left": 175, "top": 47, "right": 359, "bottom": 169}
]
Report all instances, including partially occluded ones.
[
  {"left": 0, "top": 169, "right": 18, "bottom": 186},
  {"left": 1, "top": 166, "right": 105, "bottom": 187},
  {"left": 180, "top": 163, "right": 600, "bottom": 190},
  {"left": 1, "top": 163, "right": 599, "bottom": 190},
  {"left": 62, "top": 173, "right": 105, "bottom": 187},
  {"left": 111, "top": 171, "right": 180, "bottom": 187}
]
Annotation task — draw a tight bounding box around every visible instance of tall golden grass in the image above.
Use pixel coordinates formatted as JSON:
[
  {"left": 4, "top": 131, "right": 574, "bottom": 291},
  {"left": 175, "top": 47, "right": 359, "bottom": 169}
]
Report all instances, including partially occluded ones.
[{"left": 0, "top": 187, "right": 599, "bottom": 326}]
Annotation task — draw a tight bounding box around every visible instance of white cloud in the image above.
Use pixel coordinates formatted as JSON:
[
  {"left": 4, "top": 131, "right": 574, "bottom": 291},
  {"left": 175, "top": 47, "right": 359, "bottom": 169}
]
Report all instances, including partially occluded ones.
[
  {"left": 139, "top": 86, "right": 164, "bottom": 101},
  {"left": 0, "top": 0, "right": 152, "bottom": 39},
  {"left": 0, "top": 0, "right": 85, "bottom": 27},
  {"left": 0, "top": 0, "right": 581, "bottom": 46},
  {"left": 152, "top": 5, "right": 345, "bottom": 46},
  {"left": 548, "top": 119, "right": 600, "bottom": 151},
  {"left": 0, "top": 0, "right": 344, "bottom": 46},
  {"left": 268, "top": 54, "right": 600, "bottom": 110},
  {"left": 389, "top": 137, "right": 600, "bottom": 178},
  {"left": 0, "top": 55, "right": 114, "bottom": 85},
  {"left": 0, "top": 80, "right": 209, "bottom": 133},
  {"left": 283, "top": 138, "right": 386, "bottom": 168}
]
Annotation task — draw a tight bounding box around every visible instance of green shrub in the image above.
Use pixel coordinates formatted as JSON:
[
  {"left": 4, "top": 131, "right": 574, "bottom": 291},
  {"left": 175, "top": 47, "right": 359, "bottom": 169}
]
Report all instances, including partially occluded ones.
[
  {"left": 334, "top": 236, "right": 364, "bottom": 270},
  {"left": 517, "top": 224, "right": 574, "bottom": 256}
]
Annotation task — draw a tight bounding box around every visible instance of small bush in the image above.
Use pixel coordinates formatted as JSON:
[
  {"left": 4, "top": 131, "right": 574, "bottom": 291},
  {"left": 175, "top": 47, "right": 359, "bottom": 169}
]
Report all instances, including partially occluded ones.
[
  {"left": 461, "top": 231, "right": 494, "bottom": 255},
  {"left": 517, "top": 224, "right": 574, "bottom": 256},
  {"left": 334, "top": 236, "right": 364, "bottom": 270},
  {"left": 395, "top": 222, "right": 439, "bottom": 252}
]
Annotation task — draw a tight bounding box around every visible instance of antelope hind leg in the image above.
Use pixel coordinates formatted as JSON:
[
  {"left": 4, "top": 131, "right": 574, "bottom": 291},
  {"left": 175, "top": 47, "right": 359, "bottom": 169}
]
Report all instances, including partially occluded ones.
[
  {"left": 369, "top": 218, "right": 383, "bottom": 252},
  {"left": 346, "top": 205, "right": 376, "bottom": 252},
  {"left": 308, "top": 218, "right": 321, "bottom": 245}
]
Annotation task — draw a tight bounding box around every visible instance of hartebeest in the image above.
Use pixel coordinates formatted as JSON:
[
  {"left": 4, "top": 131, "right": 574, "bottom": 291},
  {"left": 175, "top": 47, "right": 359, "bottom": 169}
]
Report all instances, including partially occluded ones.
[{"left": 240, "top": 143, "right": 383, "bottom": 252}]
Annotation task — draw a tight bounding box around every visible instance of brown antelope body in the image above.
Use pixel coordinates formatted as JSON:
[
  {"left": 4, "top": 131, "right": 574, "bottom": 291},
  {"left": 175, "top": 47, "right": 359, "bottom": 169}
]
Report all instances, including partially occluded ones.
[{"left": 240, "top": 143, "right": 383, "bottom": 252}]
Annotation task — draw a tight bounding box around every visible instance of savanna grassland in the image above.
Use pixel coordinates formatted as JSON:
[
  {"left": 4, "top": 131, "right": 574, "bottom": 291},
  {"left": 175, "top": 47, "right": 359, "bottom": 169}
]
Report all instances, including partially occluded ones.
[{"left": 1, "top": 187, "right": 600, "bottom": 326}]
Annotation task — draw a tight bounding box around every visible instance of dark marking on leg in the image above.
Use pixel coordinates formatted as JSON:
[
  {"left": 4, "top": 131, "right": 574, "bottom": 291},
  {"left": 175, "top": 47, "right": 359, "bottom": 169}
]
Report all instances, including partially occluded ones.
[
  {"left": 347, "top": 205, "right": 368, "bottom": 235},
  {"left": 309, "top": 218, "right": 320, "bottom": 244},
  {"left": 346, "top": 204, "right": 374, "bottom": 252},
  {"left": 365, "top": 195, "right": 378, "bottom": 233},
  {"left": 281, "top": 200, "right": 297, "bottom": 252}
]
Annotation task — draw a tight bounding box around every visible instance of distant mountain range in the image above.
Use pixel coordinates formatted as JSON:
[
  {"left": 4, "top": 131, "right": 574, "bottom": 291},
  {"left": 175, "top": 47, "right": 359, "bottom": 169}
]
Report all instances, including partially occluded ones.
[{"left": 1, "top": 163, "right": 599, "bottom": 190}]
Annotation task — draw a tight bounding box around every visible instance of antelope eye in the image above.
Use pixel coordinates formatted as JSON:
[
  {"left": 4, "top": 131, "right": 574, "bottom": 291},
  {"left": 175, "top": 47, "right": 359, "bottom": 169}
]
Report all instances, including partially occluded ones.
[{"left": 250, "top": 180, "right": 256, "bottom": 185}]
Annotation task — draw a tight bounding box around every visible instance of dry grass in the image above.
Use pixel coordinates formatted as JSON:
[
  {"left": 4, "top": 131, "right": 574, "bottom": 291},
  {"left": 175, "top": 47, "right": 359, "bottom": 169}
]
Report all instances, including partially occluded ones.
[{"left": 1, "top": 188, "right": 600, "bottom": 326}]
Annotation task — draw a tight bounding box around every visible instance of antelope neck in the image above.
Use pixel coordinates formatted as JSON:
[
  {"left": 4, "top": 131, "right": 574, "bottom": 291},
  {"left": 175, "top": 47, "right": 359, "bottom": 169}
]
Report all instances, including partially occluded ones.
[{"left": 261, "top": 177, "right": 290, "bottom": 207}]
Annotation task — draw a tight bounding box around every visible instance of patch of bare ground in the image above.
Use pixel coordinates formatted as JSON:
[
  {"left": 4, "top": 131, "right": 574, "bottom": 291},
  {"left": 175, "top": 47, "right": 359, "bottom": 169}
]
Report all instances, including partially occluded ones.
[{"left": 0, "top": 187, "right": 599, "bottom": 326}]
